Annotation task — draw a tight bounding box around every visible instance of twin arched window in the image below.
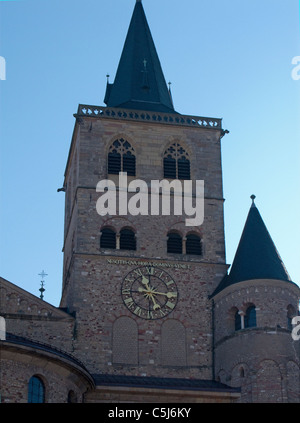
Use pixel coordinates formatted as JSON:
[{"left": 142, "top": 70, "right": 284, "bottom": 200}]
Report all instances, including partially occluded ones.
[
  {"left": 107, "top": 139, "right": 191, "bottom": 180},
  {"left": 108, "top": 138, "right": 136, "bottom": 176},
  {"left": 234, "top": 304, "right": 299, "bottom": 332},
  {"left": 163, "top": 143, "right": 190, "bottom": 180},
  {"left": 167, "top": 232, "right": 202, "bottom": 256},
  {"left": 234, "top": 305, "right": 257, "bottom": 331},
  {"left": 100, "top": 228, "right": 136, "bottom": 251},
  {"left": 100, "top": 229, "right": 201, "bottom": 255}
]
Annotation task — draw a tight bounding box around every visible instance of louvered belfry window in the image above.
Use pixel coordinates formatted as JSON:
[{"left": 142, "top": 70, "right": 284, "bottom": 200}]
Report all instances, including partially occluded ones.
[
  {"left": 163, "top": 143, "right": 190, "bottom": 180},
  {"left": 167, "top": 232, "right": 182, "bottom": 254},
  {"left": 100, "top": 228, "right": 116, "bottom": 249},
  {"left": 163, "top": 156, "right": 176, "bottom": 179},
  {"left": 186, "top": 234, "right": 202, "bottom": 255},
  {"left": 108, "top": 139, "right": 136, "bottom": 176},
  {"left": 120, "top": 229, "right": 136, "bottom": 251}
]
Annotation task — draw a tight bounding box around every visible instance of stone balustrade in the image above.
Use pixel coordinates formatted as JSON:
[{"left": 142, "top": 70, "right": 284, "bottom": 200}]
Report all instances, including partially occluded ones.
[{"left": 75, "top": 104, "right": 223, "bottom": 130}]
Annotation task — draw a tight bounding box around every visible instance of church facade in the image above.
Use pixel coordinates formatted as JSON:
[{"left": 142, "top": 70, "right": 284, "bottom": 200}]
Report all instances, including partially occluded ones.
[{"left": 0, "top": 0, "right": 299, "bottom": 403}]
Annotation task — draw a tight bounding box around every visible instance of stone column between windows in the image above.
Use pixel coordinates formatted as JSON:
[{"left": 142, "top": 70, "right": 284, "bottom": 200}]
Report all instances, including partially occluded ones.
[
  {"left": 116, "top": 233, "right": 120, "bottom": 250},
  {"left": 182, "top": 237, "right": 187, "bottom": 255},
  {"left": 239, "top": 311, "right": 245, "bottom": 329}
]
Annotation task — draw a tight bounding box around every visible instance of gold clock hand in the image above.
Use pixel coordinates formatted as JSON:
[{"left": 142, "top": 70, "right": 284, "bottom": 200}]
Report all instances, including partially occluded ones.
[
  {"left": 141, "top": 276, "right": 152, "bottom": 292},
  {"left": 138, "top": 287, "right": 153, "bottom": 300},
  {"left": 139, "top": 287, "right": 177, "bottom": 299},
  {"left": 141, "top": 275, "right": 149, "bottom": 285},
  {"left": 152, "top": 291, "right": 177, "bottom": 299},
  {"left": 138, "top": 287, "right": 147, "bottom": 292},
  {"left": 149, "top": 293, "right": 161, "bottom": 310}
]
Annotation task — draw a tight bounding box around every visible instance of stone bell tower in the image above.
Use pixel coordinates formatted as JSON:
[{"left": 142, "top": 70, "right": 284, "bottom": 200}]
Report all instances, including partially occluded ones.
[{"left": 59, "top": 0, "right": 238, "bottom": 402}]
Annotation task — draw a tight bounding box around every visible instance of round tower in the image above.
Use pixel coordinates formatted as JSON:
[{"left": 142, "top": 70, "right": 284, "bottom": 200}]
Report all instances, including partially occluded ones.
[{"left": 212, "top": 197, "right": 300, "bottom": 403}]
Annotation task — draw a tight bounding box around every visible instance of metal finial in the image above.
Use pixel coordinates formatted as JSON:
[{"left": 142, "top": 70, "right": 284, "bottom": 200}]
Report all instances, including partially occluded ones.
[
  {"left": 38, "top": 270, "right": 48, "bottom": 300},
  {"left": 106, "top": 74, "right": 110, "bottom": 83},
  {"left": 250, "top": 194, "right": 256, "bottom": 207}
]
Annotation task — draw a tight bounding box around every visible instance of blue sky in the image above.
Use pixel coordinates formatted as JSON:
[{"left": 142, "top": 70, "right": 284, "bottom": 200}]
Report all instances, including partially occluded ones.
[{"left": 0, "top": 0, "right": 299, "bottom": 307}]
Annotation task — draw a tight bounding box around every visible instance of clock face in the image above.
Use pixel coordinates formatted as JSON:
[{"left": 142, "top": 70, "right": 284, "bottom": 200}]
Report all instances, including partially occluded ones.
[{"left": 121, "top": 266, "right": 178, "bottom": 320}]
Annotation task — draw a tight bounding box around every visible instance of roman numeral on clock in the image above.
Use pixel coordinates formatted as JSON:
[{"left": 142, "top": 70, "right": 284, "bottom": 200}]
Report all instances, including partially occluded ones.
[
  {"left": 146, "top": 267, "right": 155, "bottom": 275},
  {"left": 124, "top": 297, "right": 134, "bottom": 308},
  {"left": 166, "top": 301, "right": 175, "bottom": 310},
  {"left": 134, "top": 306, "right": 143, "bottom": 317}
]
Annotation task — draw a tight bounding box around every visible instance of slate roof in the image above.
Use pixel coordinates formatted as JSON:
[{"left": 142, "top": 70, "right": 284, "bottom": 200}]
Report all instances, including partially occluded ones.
[
  {"left": 212, "top": 198, "right": 292, "bottom": 296},
  {"left": 104, "top": 0, "right": 176, "bottom": 113},
  {"left": 4, "top": 333, "right": 89, "bottom": 372},
  {"left": 93, "top": 373, "right": 240, "bottom": 393}
]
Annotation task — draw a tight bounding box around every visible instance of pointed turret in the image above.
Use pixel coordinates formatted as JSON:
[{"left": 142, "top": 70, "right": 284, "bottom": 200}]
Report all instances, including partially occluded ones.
[
  {"left": 213, "top": 196, "right": 292, "bottom": 296},
  {"left": 104, "top": 0, "right": 176, "bottom": 113}
]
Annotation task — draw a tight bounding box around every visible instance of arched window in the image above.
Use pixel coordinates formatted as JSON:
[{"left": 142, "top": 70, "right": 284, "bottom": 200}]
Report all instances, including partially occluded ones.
[
  {"left": 239, "top": 367, "right": 245, "bottom": 378},
  {"left": 120, "top": 228, "right": 136, "bottom": 251},
  {"left": 186, "top": 234, "right": 202, "bottom": 255},
  {"left": 100, "top": 228, "right": 116, "bottom": 249},
  {"left": 67, "top": 390, "right": 77, "bottom": 403},
  {"left": 235, "top": 310, "right": 241, "bottom": 331},
  {"left": 108, "top": 138, "right": 136, "bottom": 176},
  {"left": 28, "top": 376, "right": 45, "bottom": 403},
  {"left": 244, "top": 305, "right": 256, "bottom": 328},
  {"left": 167, "top": 232, "right": 182, "bottom": 254},
  {"left": 163, "top": 143, "right": 190, "bottom": 180}
]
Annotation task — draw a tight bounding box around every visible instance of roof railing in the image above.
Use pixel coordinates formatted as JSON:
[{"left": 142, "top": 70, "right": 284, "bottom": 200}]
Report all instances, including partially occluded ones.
[{"left": 75, "top": 105, "right": 222, "bottom": 130}]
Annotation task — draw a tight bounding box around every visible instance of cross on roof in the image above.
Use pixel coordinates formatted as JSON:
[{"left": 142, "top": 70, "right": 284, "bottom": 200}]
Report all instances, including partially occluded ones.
[{"left": 38, "top": 270, "right": 48, "bottom": 280}]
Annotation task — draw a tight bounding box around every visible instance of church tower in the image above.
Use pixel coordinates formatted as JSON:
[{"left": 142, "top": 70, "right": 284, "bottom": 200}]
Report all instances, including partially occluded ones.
[
  {"left": 1, "top": 0, "right": 299, "bottom": 405},
  {"left": 59, "top": 0, "right": 236, "bottom": 401}
]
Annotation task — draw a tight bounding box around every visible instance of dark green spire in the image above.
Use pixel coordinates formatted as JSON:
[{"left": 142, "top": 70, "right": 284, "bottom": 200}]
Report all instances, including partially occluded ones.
[
  {"left": 212, "top": 196, "right": 292, "bottom": 296},
  {"left": 104, "top": 0, "right": 176, "bottom": 113}
]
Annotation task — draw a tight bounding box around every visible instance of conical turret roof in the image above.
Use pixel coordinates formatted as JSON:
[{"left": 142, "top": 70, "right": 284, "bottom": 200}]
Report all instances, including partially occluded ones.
[{"left": 213, "top": 196, "right": 292, "bottom": 296}]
